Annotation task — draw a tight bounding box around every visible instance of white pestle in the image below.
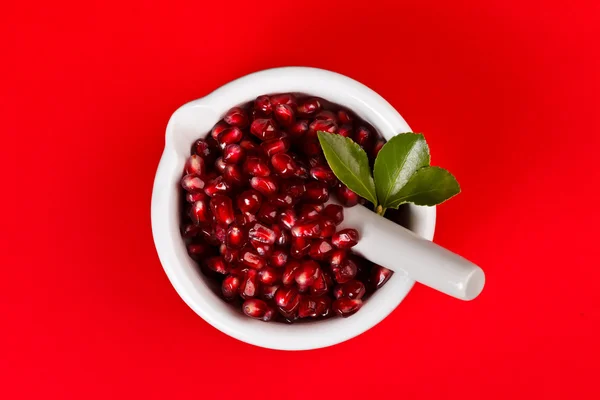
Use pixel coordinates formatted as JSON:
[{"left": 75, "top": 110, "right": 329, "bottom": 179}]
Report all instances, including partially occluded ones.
[{"left": 337, "top": 203, "right": 485, "bottom": 301}]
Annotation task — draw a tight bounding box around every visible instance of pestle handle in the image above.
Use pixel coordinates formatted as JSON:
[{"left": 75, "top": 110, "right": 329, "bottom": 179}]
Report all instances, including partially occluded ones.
[{"left": 339, "top": 204, "right": 485, "bottom": 301}]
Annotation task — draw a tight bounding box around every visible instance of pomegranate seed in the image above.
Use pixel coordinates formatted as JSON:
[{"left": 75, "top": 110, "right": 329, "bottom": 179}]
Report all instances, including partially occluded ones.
[
  {"left": 214, "top": 223, "right": 227, "bottom": 244},
  {"left": 223, "top": 247, "right": 239, "bottom": 263},
  {"left": 315, "top": 110, "right": 337, "bottom": 121},
  {"left": 254, "top": 95, "right": 272, "bottom": 115},
  {"left": 243, "top": 156, "right": 271, "bottom": 177},
  {"left": 309, "top": 239, "right": 333, "bottom": 260},
  {"left": 222, "top": 274, "right": 242, "bottom": 299},
  {"left": 309, "top": 119, "right": 337, "bottom": 134},
  {"left": 204, "top": 176, "right": 230, "bottom": 197},
  {"left": 184, "top": 155, "right": 206, "bottom": 176},
  {"left": 243, "top": 299, "right": 273, "bottom": 320},
  {"left": 372, "top": 139, "right": 385, "bottom": 158},
  {"left": 329, "top": 249, "right": 348, "bottom": 267},
  {"left": 215, "top": 157, "right": 227, "bottom": 173},
  {"left": 293, "top": 162, "right": 309, "bottom": 179},
  {"left": 297, "top": 98, "right": 322, "bottom": 118},
  {"left": 316, "top": 296, "right": 332, "bottom": 317},
  {"left": 219, "top": 243, "right": 228, "bottom": 256},
  {"left": 211, "top": 121, "right": 228, "bottom": 140},
  {"left": 239, "top": 247, "right": 266, "bottom": 270},
  {"left": 298, "top": 296, "right": 319, "bottom": 318},
  {"left": 250, "top": 176, "right": 278, "bottom": 196},
  {"left": 261, "top": 306, "right": 277, "bottom": 322},
  {"left": 335, "top": 184, "right": 359, "bottom": 207},
  {"left": 239, "top": 139, "right": 260, "bottom": 154},
  {"left": 210, "top": 194, "right": 234, "bottom": 226},
  {"left": 261, "top": 136, "right": 291, "bottom": 156},
  {"left": 270, "top": 153, "right": 298, "bottom": 178},
  {"left": 237, "top": 189, "right": 262, "bottom": 214},
  {"left": 235, "top": 212, "right": 257, "bottom": 227},
  {"left": 193, "top": 139, "right": 215, "bottom": 161},
  {"left": 308, "top": 154, "right": 326, "bottom": 168},
  {"left": 273, "top": 104, "right": 295, "bottom": 127},
  {"left": 304, "top": 181, "right": 329, "bottom": 203},
  {"left": 206, "top": 256, "right": 228, "bottom": 274},
  {"left": 279, "top": 308, "right": 298, "bottom": 323},
  {"left": 290, "top": 237, "right": 311, "bottom": 258},
  {"left": 182, "top": 223, "right": 199, "bottom": 238},
  {"left": 298, "top": 296, "right": 326, "bottom": 317},
  {"left": 259, "top": 266, "right": 281, "bottom": 285},
  {"left": 291, "top": 220, "right": 322, "bottom": 238},
  {"left": 250, "top": 109, "right": 260, "bottom": 120},
  {"left": 370, "top": 264, "right": 393, "bottom": 289},
  {"left": 206, "top": 134, "right": 220, "bottom": 150},
  {"left": 274, "top": 286, "right": 300, "bottom": 312},
  {"left": 302, "top": 137, "right": 322, "bottom": 156},
  {"left": 337, "top": 110, "right": 353, "bottom": 124},
  {"left": 294, "top": 162, "right": 308, "bottom": 180},
  {"left": 189, "top": 199, "right": 211, "bottom": 224},
  {"left": 332, "top": 298, "right": 363, "bottom": 317},
  {"left": 279, "top": 208, "right": 297, "bottom": 230},
  {"left": 311, "top": 271, "right": 329, "bottom": 296},
  {"left": 271, "top": 192, "right": 297, "bottom": 208},
  {"left": 333, "top": 280, "right": 366, "bottom": 300},
  {"left": 295, "top": 260, "right": 320, "bottom": 288},
  {"left": 290, "top": 120, "right": 309, "bottom": 138},
  {"left": 186, "top": 243, "right": 208, "bottom": 260},
  {"left": 331, "top": 228, "right": 359, "bottom": 249},
  {"left": 217, "top": 127, "right": 243, "bottom": 149},
  {"left": 248, "top": 223, "right": 276, "bottom": 244},
  {"left": 303, "top": 295, "right": 331, "bottom": 318},
  {"left": 261, "top": 284, "right": 280, "bottom": 300},
  {"left": 270, "top": 93, "right": 297, "bottom": 108},
  {"left": 185, "top": 191, "right": 207, "bottom": 203},
  {"left": 319, "top": 218, "right": 336, "bottom": 238},
  {"left": 256, "top": 202, "right": 278, "bottom": 224},
  {"left": 322, "top": 204, "right": 344, "bottom": 225},
  {"left": 322, "top": 269, "right": 335, "bottom": 287},
  {"left": 230, "top": 264, "right": 249, "bottom": 275},
  {"left": 223, "top": 144, "right": 245, "bottom": 164},
  {"left": 251, "top": 241, "right": 273, "bottom": 257},
  {"left": 337, "top": 124, "right": 353, "bottom": 138},
  {"left": 202, "top": 171, "right": 218, "bottom": 186},
  {"left": 281, "top": 180, "right": 306, "bottom": 199},
  {"left": 198, "top": 225, "right": 220, "bottom": 246},
  {"left": 298, "top": 203, "right": 323, "bottom": 221},
  {"left": 262, "top": 307, "right": 276, "bottom": 321},
  {"left": 331, "top": 258, "right": 358, "bottom": 283},
  {"left": 181, "top": 174, "right": 205, "bottom": 192},
  {"left": 226, "top": 223, "right": 247, "bottom": 249},
  {"left": 282, "top": 260, "right": 302, "bottom": 286},
  {"left": 270, "top": 249, "right": 288, "bottom": 268},
  {"left": 250, "top": 118, "right": 277, "bottom": 140},
  {"left": 222, "top": 164, "right": 244, "bottom": 186},
  {"left": 223, "top": 107, "right": 249, "bottom": 128},
  {"left": 275, "top": 225, "right": 291, "bottom": 246},
  {"left": 309, "top": 166, "right": 336, "bottom": 185},
  {"left": 354, "top": 126, "right": 372, "bottom": 150}
]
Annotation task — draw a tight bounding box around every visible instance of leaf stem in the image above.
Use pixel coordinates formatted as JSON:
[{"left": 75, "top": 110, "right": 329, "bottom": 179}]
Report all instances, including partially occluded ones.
[{"left": 375, "top": 205, "right": 386, "bottom": 216}]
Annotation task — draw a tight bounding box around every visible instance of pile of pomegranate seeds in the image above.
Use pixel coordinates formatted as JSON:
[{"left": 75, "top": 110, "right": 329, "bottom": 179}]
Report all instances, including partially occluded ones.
[{"left": 180, "top": 93, "right": 395, "bottom": 323}]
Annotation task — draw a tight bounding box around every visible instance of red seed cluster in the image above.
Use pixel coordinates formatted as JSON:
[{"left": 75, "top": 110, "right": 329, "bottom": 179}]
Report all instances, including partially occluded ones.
[{"left": 180, "top": 93, "right": 394, "bottom": 322}]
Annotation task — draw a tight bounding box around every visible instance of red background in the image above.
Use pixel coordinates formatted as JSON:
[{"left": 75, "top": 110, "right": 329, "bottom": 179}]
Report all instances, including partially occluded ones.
[{"left": 2, "top": 1, "right": 599, "bottom": 399}]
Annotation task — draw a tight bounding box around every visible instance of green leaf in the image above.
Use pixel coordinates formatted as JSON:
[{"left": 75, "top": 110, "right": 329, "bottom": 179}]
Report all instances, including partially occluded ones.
[
  {"left": 373, "top": 133, "right": 430, "bottom": 209},
  {"left": 317, "top": 131, "right": 378, "bottom": 205},
  {"left": 386, "top": 166, "right": 461, "bottom": 208}
]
